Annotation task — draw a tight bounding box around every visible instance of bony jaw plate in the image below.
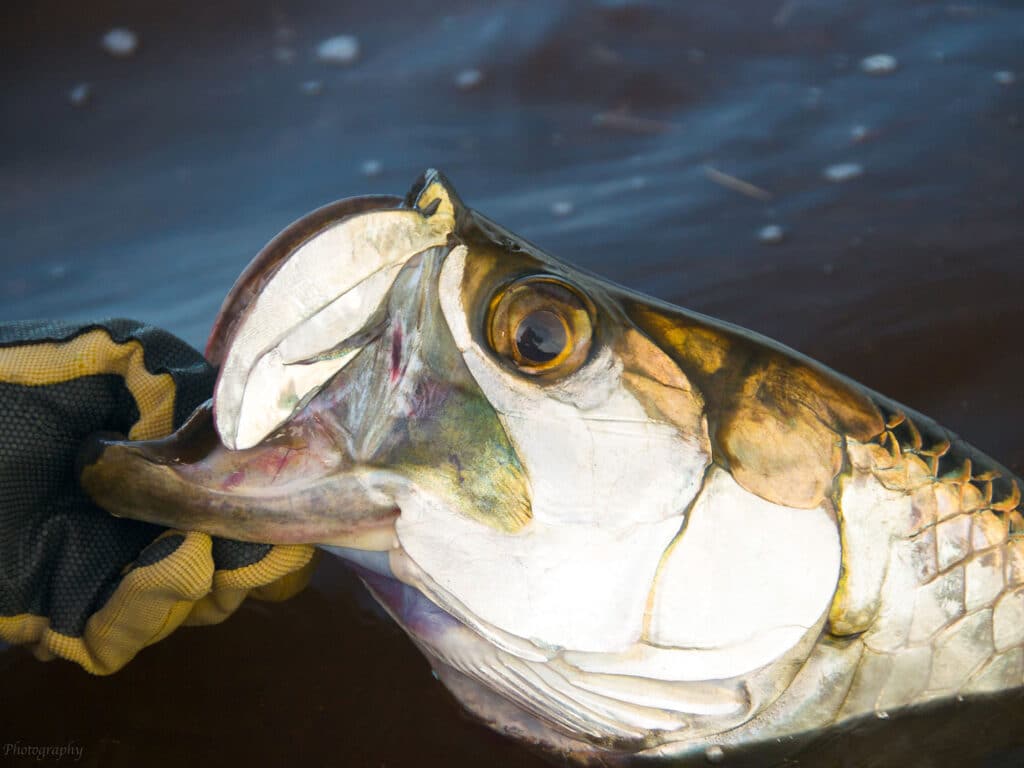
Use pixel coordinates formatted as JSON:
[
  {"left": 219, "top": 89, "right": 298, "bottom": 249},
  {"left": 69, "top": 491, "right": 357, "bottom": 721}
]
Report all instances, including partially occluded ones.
[{"left": 214, "top": 195, "right": 455, "bottom": 451}]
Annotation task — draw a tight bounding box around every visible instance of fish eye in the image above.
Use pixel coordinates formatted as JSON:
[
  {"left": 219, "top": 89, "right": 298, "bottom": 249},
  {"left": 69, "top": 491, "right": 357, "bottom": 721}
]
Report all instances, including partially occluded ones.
[
  {"left": 486, "top": 276, "right": 594, "bottom": 377},
  {"left": 514, "top": 310, "right": 567, "bottom": 365}
]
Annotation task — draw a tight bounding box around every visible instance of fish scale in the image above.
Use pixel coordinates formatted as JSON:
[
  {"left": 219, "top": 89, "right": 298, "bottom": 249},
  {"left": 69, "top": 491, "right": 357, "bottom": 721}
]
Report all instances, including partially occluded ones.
[{"left": 817, "top": 412, "right": 1024, "bottom": 724}]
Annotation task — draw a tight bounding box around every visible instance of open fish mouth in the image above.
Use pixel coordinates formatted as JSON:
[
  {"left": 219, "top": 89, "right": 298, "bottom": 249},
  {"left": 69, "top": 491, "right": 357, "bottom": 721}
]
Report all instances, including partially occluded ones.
[
  {"left": 82, "top": 185, "right": 455, "bottom": 551},
  {"left": 79, "top": 171, "right": 1024, "bottom": 761}
]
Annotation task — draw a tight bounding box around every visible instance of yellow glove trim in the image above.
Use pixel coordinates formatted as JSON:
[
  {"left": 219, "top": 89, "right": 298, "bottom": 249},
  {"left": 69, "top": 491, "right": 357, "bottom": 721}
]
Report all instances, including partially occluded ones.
[
  {"left": 0, "top": 531, "right": 212, "bottom": 675},
  {"left": 183, "top": 546, "right": 319, "bottom": 627},
  {"left": 248, "top": 548, "right": 320, "bottom": 602},
  {"left": 0, "top": 328, "right": 175, "bottom": 440},
  {"left": 0, "top": 537, "right": 319, "bottom": 673}
]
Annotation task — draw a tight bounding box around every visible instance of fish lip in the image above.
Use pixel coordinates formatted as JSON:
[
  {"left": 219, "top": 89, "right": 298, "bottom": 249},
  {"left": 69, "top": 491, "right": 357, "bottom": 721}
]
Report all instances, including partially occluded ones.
[{"left": 205, "top": 194, "right": 404, "bottom": 365}]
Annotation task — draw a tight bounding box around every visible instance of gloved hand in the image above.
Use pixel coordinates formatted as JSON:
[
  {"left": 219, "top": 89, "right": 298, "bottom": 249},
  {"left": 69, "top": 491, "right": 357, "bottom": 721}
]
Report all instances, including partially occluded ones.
[{"left": 0, "top": 319, "right": 318, "bottom": 674}]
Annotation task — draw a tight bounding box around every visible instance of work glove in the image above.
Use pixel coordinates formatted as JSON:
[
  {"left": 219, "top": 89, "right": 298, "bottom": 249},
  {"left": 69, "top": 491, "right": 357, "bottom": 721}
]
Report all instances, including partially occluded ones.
[{"left": 0, "top": 319, "right": 318, "bottom": 674}]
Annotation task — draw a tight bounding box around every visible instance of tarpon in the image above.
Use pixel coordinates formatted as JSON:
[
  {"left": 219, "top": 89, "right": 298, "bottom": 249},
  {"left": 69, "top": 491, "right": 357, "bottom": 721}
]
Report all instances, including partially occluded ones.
[{"left": 80, "top": 171, "right": 1024, "bottom": 763}]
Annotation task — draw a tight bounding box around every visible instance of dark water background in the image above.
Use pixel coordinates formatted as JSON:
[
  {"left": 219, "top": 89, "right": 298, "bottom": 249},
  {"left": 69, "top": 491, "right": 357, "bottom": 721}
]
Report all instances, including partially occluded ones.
[{"left": 2, "top": 1, "right": 1023, "bottom": 766}]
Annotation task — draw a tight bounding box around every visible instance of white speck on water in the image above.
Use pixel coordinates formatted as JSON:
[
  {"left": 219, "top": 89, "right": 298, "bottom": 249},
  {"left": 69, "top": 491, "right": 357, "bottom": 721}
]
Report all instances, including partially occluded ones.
[
  {"left": 551, "top": 200, "right": 574, "bottom": 217},
  {"left": 101, "top": 28, "right": 138, "bottom": 58},
  {"left": 361, "top": 159, "right": 382, "bottom": 178},
  {"left": 876, "top": 710, "right": 890, "bottom": 720},
  {"left": 860, "top": 53, "right": 898, "bottom": 75},
  {"left": 300, "top": 80, "right": 323, "bottom": 96},
  {"left": 454, "top": 68, "right": 485, "bottom": 91},
  {"left": 804, "top": 86, "right": 823, "bottom": 109},
  {"left": 758, "top": 224, "right": 786, "bottom": 244},
  {"left": 823, "top": 162, "right": 864, "bottom": 182},
  {"left": 68, "top": 83, "right": 92, "bottom": 107},
  {"left": 47, "top": 264, "right": 68, "bottom": 279},
  {"left": 994, "top": 70, "right": 1017, "bottom": 86},
  {"left": 705, "top": 744, "right": 726, "bottom": 764},
  {"left": 316, "top": 35, "right": 360, "bottom": 66},
  {"left": 850, "top": 124, "right": 873, "bottom": 143}
]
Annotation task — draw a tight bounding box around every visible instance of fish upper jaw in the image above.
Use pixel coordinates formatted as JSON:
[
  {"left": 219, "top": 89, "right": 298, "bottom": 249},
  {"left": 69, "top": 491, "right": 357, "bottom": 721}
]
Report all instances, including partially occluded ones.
[{"left": 211, "top": 185, "right": 457, "bottom": 452}]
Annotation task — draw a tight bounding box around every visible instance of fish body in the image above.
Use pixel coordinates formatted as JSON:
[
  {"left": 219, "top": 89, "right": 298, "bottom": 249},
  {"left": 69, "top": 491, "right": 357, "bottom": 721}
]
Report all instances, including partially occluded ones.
[{"left": 80, "top": 172, "right": 1023, "bottom": 763}]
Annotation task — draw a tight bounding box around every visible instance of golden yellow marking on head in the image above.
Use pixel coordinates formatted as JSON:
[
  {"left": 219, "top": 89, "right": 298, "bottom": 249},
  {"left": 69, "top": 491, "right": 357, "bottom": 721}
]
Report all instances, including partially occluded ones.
[
  {"left": 626, "top": 306, "right": 734, "bottom": 379},
  {"left": 413, "top": 178, "right": 457, "bottom": 226},
  {"left": 616, "top": 328, "right": 708, "bottom": 439}
]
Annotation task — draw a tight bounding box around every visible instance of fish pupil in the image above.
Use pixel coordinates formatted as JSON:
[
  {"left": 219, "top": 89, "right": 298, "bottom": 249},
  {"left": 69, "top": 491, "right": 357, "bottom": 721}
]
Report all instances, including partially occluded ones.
[{"left": 514, "top": 310, "right": 567, "bottom": 364}]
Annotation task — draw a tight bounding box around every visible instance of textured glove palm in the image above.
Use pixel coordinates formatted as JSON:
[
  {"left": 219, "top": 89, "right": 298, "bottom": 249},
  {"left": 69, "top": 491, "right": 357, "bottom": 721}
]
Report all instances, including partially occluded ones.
[{"left": 0, "top": 319, "right": 317, "bottom": 674}]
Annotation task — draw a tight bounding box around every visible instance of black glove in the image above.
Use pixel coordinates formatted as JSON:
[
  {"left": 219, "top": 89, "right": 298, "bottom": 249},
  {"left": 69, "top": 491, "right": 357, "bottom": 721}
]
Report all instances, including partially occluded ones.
[{"left": 0, "top": 319, "right": 317, "bottom": 674}]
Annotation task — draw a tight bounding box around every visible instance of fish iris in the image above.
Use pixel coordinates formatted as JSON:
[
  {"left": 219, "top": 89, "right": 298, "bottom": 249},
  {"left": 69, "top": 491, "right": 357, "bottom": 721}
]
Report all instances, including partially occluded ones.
[{"left": 486, "top": 275, "right": 595, "bottom": 378}]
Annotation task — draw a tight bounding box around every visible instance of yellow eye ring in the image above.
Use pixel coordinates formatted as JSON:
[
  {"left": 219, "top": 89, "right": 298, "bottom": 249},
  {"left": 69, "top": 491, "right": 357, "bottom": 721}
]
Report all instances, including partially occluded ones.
[{"left": 486, "top": 276, "right": 594, "bottom": 378}]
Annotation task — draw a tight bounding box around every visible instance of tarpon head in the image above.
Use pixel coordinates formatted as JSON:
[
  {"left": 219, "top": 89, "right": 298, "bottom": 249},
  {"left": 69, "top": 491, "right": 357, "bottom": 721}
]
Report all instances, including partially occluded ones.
[{"left": 81, "top": 171, "right": 888, "bottom": 759}]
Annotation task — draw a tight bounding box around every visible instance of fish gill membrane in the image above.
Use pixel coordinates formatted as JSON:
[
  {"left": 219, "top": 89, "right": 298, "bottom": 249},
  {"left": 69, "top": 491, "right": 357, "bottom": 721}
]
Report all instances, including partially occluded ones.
[{"left": 79, "top": 171, "right": 1024, "bottom": 765}]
